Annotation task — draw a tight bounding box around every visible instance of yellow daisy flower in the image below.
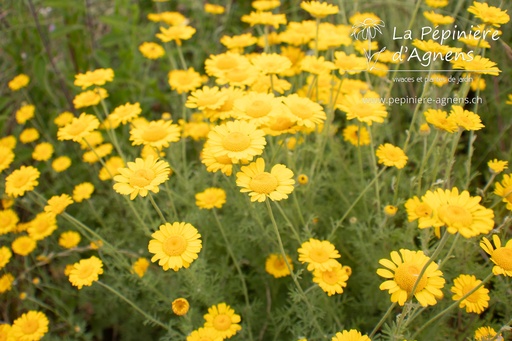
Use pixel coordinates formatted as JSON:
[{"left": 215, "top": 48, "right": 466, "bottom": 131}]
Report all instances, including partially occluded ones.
[
  {"left": 220, "top": 33, "right": 257, "bottom": 52},
  {"left": 0, "top": 209, "right": 19, "bottom": 235},
  {"left": 449, "top": 105, "right": 484, "bottom": 131},
  {"left": 0, "top": 146, "right": 15, "bottom": 173},
  {"left": 108, "top": 102, "right": 142, "bottom": 127},
  {"left": 11, "top": 236, "right": 37, "bottom": 256},
  {"left": 5, "top": 165, "right": 40, "bottom": 198},
  {"left": 452, "top": 55, "right": 501, "bottom": 76},
  {"left": 73, "top": 87, "right": 109, "bottom": 109},
  {"left": 195, "top": 188, "right": 227, "bottom": 210},
  {"left": 99, "top": 156, "right": 125, "bottom": 181},
  {"left": 376, "top": 144, "right": 408, "bottom": 169},
  {"left": 467, "top": 1, "right": 510, "bottom": 27},
  {"left": 342, "top": 125, "right": 370, "bottom": 146},
  {"left": 282, "top": 94, "right": 326, "bottom": 129},
  {"left": 0, "top": 273, "right": 14, "bottom": 293},
  {"left": 0, "top": 246, "right": 12, "bottom": 269},
  {"left": 298, "top": 238, "right": 341, "bottom": 271},
  {"left": 156, "top": 25, "right": 196, "bottom": 46},
  {"left": 52, "top": 156, "right": 72, "bottom": 173},
  {"left": 10, "top": 311, "right": 49, "bottom": 341},
  {"left": 494, "top": 174, "right": 512, "bottom": 210},
  {"left": 15, "top": 104, "right": 35, "bottom": 124},
  {"left": 32, "top": 142, "right": 54, "bottom": 161},
  {"left": 241, "top": 11, "right": 287, "bottom": 29},
  {"left": 488, "top": 159, "right": 508, "bottom": 174},
  {"left": 300, "top": 55, "right": 336, "bottom": 75},
  {"left": 300, "top": 1, "right": 339, "bottom": 19},
  {"left": 74, "top": 68, "right": 114, "bottom": 89},
  {"left": 203, "top": 303, "right": 242, "bottom": 339},
  {"left": 377, "top": 249, "right": 445, "bottom": 306},
  {"left": 54, "top": 111, "right": 75, "bottom": 127},
  {"left": 132, "top": 257, "right": 150, "bottom": 278},
  {"left": 480, "top": 235, "right": 512, "bottom": 276},
  {"left": 72, "top": 182, "right": 95, "bottom": 202},
  {"left": 251, "top": 53, "right": 292, "bottom": 75},
  {"left": 28, "top": 212, "right": 58, "bottom": 241},
  {"left": 44, "top": 194, "right": 73, "bottom": 216},
  {"left": 236, "top": 158, "right": 295, "bottom": 202},
  {"left": 168, "top": 67, "right": 204, "bottom": 94},
  {"left": 474, "top": 326, "right": 503, "bottom": 341},
  {"left": 8, "top": 74, "right": 30, "bottom": 91},
  {"left": 404, "top": 196, "right": 433, "bottom": 222},
  {"left": 252, "top": 0, "right": 280, "bottom": 11},
  {"left": 57, "top": 113, "right": 100, "bottom": 142},
  {"left": 148, "top": 222, "right": 202, "bottom": 271},
  {"left": 204, "top": 3, "right": 225, "bottom": 14},
  {"left": 451, "top": 274, "right": 489, "bottom": 314},
  {"left": 187, "top": 327, "right": 222, "bottom": 341},
  {"left": 313, "top": 261, "right": 349, "bottom": 296},
  {"left": 113, "top": 156, "right": 171, "bottom": 200},
  {"left": 423, "top": 10, "right": 455, "bottom": 25},
  {"left": 424, "top": 108, "right": 458, "bottom": 133},
  {"left": 201, "top": 144, "right": 234, "bottom": 176},
  {"left": 337, "top": 91, "right": 388, "bottom": 125},
  {"left": 265, "top": 253, "right": 293, "bottom": 278},
  {"left": 234, "top": 92, "right": 287, "bottom": 127},
  {"left": 59, "top": 231, "right": 81, "bottom": 249},
  {"left": 139, "top": 42, "right": 165, "bottom": 59},
  {"left": 20, "top": 128, "right": 40, "bottom": 144},
  {"left": 186, "top": 86, "right": 228, "bottom": 111},
  {"left": 129, "top": 120, "right": 181, "bottom": 149},
  {"left": 331, "top": 329, "right": 370, "bottom": 341},
  {"left": 68, "top": 256, "right": 104, "bottom": 289},
  {"left": 172, "top": 298, "right": 190, "bottom": 316}
]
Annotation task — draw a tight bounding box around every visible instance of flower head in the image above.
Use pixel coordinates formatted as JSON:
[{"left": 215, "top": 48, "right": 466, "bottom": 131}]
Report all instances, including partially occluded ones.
[
  {"left": 44, "top": 194, "right": 73, "bottom": 216},
  {"left": 168, "top": 68, "right": 203, "bottom": 94},
  {"left": 236, "top": 158, "right": 295, "bottom": 202},
  {"left": 450, "top": 274, "right": 489, "bottom": 314},
  {"left": 241, "top": 11, "right": 287, "bottom": 29},
  {"left": 343, "top": 125, "right": 370, "bottom": 146},
  {"left": 73, "top": 182, "right": 95, "bottom": 202},
  {"left": 0, "top": 273, "right": 14, "bottom": 293},
  {"left": 129, "top": 120, "right": 181, "bottom": 149},
  {"left": 57, "top": 113, "right": 100, "bottom": 142},
  {"left": 68, "top": 256, "right": 104, "bottom": 289},
  {"left": 494, "top": 174, "right": 512, "bottom": 210},
  {"left": 376, "top": 143, "right": 408, "bottom": 169},
  {"left": 73, "top": 88, "right": 109, "bottom": 109},
  {"left": 205, "top": 3, "right": 225, "bottom": 14},
  {"left": 59, "top": 231, "right": 81, "bottom": 249},
  {"left": 474, "top": 326, "right": 503, "bottom": 341},
  {"left": 377, "top": 249, "right": 445, "bottom": 306},
  {"left": 265, "top": 254, "right": 293, "bottom": 278},
  {"left": 0, "top": 246, "right": 12, "bottom": 269},
  {"left": 298, "top": 238, "right": 341, "bottom": 271},
  {"left": 148, "top": 222, "right": 202, "bottom": 271},
  {"left": 28, "top": 212, "right": 58, "bottom": 241},
  {"left": 480, "top": 235, "right": 512, "bottom": 276},
  {"left": 331, "top": 329, "right": 371, "bottom": 341},
  {"left": 424, "top": 109, "right": 457, "bottom": 133},
  {"left": 203, "top": 303, "right": 242, "bottom": 339},
  {"left": 12, "top": 236, "right": 37, "bottom": 256},
  {"left": 113, "top": 156, "right": 171, "bottom": 200},
  {"left": 52, "top": 156, "right": 72, "bottom": 172},
  {"left": 0, "top": 209, "right": 19, "bottom": 235},
  {"left": 8, "top": 74, "right": 30, "bottom": 91},
  {"left": 16, "top": 104, "right": 35, "bottom": 124},
  {"left": 488, "top": 159, "right": 508, "bottom": 174},
  {"left": 450, "top": 105, "right": 484, "bottom": 131},
  {"left": 5, "top": 165, "right": 40, "bottom": 198},
  {"left": 301, "top": 1, "right": 339, "bottom": 19},
  {"left": 139, "top": 42, "right": 165, "bottom": 59},
  {"left": 467, "top": 1, "right": 510, "bottom": 27},
  {"left": 74, "top": 68, "right": 114, "bottom": 89},
  {"left": 172, "top": 298, "right": 190, "bottom": 316},
  {"left": 283, "top": 94, "right": 326, "bottom": 129},
  {"left": 156, "top": 25, "right": 196, "bottom": 45},
  {"left": 10, "top": 311, "right": 49, "bottom": 341},
  {"left": 337, "top": 91, "right": 388, "bottom": 125},
  {"left": 313, "top": 261, "right": 349, "bottom": 296},
  {"left": 251, "top": 53, "right": 292, "bottom": 75},
  {"left": 195, "top": 188, "right": 227, "bottom": 210},
  {"left": 132, "top": 257, "right": 150, "bottom": 278}
]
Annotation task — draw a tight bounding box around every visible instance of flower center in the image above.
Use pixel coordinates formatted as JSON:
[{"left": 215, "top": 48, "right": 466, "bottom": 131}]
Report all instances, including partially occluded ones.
[
  {"left": 78, "top": 264, "right": 95, "bottom": 279},
  {"left": 163, "top": 235, "right": 187, "bottom": 256},
  {"left": 129, "top": 169, "right": 156, "bottom": 188},
  {"left": 21, "top": 320, "right": 39, "bottom": 335},
  {"left": 222, "top": 132, "right": 251, "bottom": 152},
  {"left": 249, "top": 172, "right": 278, "bottom": 194},
  {"left": 289, "top": 103, "right": 313, "bottom": 119},
  {"left": 142, "top": 126, "right": 168, "bottom": 142},
  {"left": 212, "top": 314, "right": 231, "bottom": 331},
  {"left": 384, "top": 150, "right": 402, "bottom": 162},
  {"left": 438, "top": 205, "right": 473, "bottom": 228},
  {"left": 273, "top": 258, "right": 286, "bottom": 270},
  {"left": 394, "top": 264, "right": 428, "bottom": 293},
  {"left": 13, "top": 173, "right": 30, "bottom": 188},
  {"left": 217, "top": 56, "right": 238, "bottom": 70},
  {"left": 493, "top": 248, "right": 512, "bottom": 271},
  {"left": 322, "top": 269, "right": 340, "bottom": 285},
  {"left": 308, "top": 248, "right": 330, "bottom": 263},
  {"left": 269, "top": 116, "right": 294, "bottom": 131},
  {"left": 68, "top": 122, "right": 87, "bottom": 136},
  {"left": 247, "top": 100, "right": 272, "bottom": 118},
  {"left": 461, "top": 284, "right": 481, "bottom": 303}
]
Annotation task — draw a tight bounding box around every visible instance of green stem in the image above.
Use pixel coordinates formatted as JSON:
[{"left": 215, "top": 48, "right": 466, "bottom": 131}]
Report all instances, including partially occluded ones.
[
  {"left": 212, "top": 209, "right": 254, "bottom": 341},
  {"left": 97, "top": 281, "right": 170, "bottom": 331},
  {"left": 368, "top": 124, "right": 381, "bottom": 211},
  {"left": 274, "top": 201, "right": 301, "bottom": 243},
  {"left": 149, "top": 194, "right": 167, "bottom": 224},
  {"left": 411, "top": 272, "right": 494, "bottom": 339},
  {"left": 265, "top": 199, "right": 325, "bottom": 338},
  {"left": 369, "top": 302, "right": 397, "bottom": 339},
  {"left": 438, "top": 233, "right": 460, "bottom": 269},
  {"left": 481, "top": 173, "right": 497, "bottom": 196},
  {"left": 175, "top": 42, "right": 187, "bottom": 69},
  {"left": 417, "top": 130, "right": 440, "bottom": 195},
  {"left": 445, "top": 130, "right": 463, "bottom": 188}
]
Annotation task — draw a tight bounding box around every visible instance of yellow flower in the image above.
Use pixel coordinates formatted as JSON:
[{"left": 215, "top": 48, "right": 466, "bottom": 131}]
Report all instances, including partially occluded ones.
[
  {"left": 8, "top": 74, "right": 30, "bottom": 91},
  {"left": 337, "top": 91, "right": 388, "bottom": 125},
  {"left": 74, "top": 68, "right": 114, "bottom": 89},
  {"left": 252, "top": 0, "right": 281, "bottom": 11},
  {"left": 148, "top": 11, "right": 186, "bottom": 26},
  {"left": 283, "top": 94, "right": 326, "bottom": 129},
  {"left": 132, "top": 257, "right": 150, "bottom": 278},
  {"left": 452, "top": 55, "right": 501, "bottom": 76},
  {"left": 236, "top": 158, "right": 295, "bottom": 202},
  {"left": 129, "top": 120, "right": 181, "bottom": 149},
  {"left": 59, "top": 231, "right": 81, "bottom": 249},
  {"left": 0, "top": 146, "right": 15, "bottom": 173},
  {"left": 57, "top": 113, "right": 100, "bottom": 142},
  {"left": 10, "top": 311, "right": 49, "bottom": 341},
  {"left": 195, "top": 188, "right": 227, "bottom": 210},
  {"left": 54, "top": 111, "right": 75, "bottom": 127},
  {"left": 450, "top": 274, "right": 489, "bottom": 314},
  {"left": 44, "top": 194, "right": 73, "bottom": 216},
  {"left": 298, "top": 238, "right": 341, "bottom": 271},
  {"left": 52, "top": 156, "right": 72, "bottom": 172},
  {"left": 480, "top": 235, "right": 512, "bottom": 276},
  {"left": 139, "top": 42, "right": 165, "bottom": 59},
  {"left": 204, "top": 3, "right": 225, "bottom": 14},
  {"left": 73, "top": 182, "right": 95, "bottom": 202},
  {"left": 342, "top": 125, "right": 370, "bottom": 146},
  {"left": 494, "top": 174, "right": 512, "bottom": 210},
  {"left": 241, "top": 11, "right": 287, "bottom": 29},
  {"left": 0, "top": 246, "right": 12, "bottom": 269},
  {"left": 0, "top": 209, "right": 19, "bottom": 235},
  {"left": 297, "top": 174, "right": 309, "bottom": 185},
  {"left": 113, "top": 156, "right": 171, "bottom": 200},
  {"left": 68, "top": 256, "right": 103, "bottom": 289},
  {"left": 423, "top": 11, "right": 455, "bottom": 26},
  {"left": 203, "top": 303, "right": 242, "bottom": 339},
  {"left": 449, "top": 105, "right": 484, "bottom": 131},
  {"left": 313, "top": 261, "right": 349, "bottom": 296},
  {"left": 11, "top": 236, "right": 37, "bottom": 256},
  {"left": 334, "top": 52, "right": 367, "bottom": 75},
  {"left": 15, "top": 104, "right": 35, "bottom": 124},
  {"left": 251, "top": 53, "right": 292, "bottom": 75},
  {"left": 425, "top": 0, "right": 448, "bottom": 8},
  {"left": 424, "top": 109, "right": 457, "bottom": 133},
  {"left": 280, "top": 21, "right": 316, "bottom": 46},
  {"left": 220, "top": 33, "right": 257, "bottom": 51},
  {"left": 384, "top": 205, "right": 398, "bottom": 217},
  {"left": 331, "top": 329, "right": 371, "bottom": 341},
  {"left": 19, "top": 128, "right": 40, "bottom": 144},
  {"left": 207, "top": 120, "right": 266, "bottom": 163},
  {"left": 28, "top": 212, "right": 58, "bottom": 241},
  {"left": 73, "top": 87, "right": 109, "bottom": 109},
  {"left": 233, "top": 92, "right": 286, "bottom": 127},
  {"left": 172, "top": 298, "right": 190, "bottom": 316},
  {"left": 201, "top": 144, "right": 234, "bottom": 176},
  {"left": 412, "top": 39, "right": 461, "bottom": 55},
  {"left": 265, "top": 253, "right": 293, "bottom": 278},
  {"left": 99, "top": 156, "right": 124, "bottom": 181},
  {"left": 377, "top": 249, "right": 445, "bottom": 306},
  {"left": 82, "top": 143, "right": 112, "bottom": 164},
  {"left": 168, "top": 67, "right": 204, "bottom": 94},
  {"left": 5, "top": 165, "right": 40, "bottom": 198},
  {"left": 148, "top": 222, "right": 202, "bottom": 271},
  {"left": 156, "top": 25, "right": 196, "bottom": 46},
  {"left": 300, "top": 55, "right": 336, "bottom": 75},
  {"left": 0, "top": 135, "right": 17, "bottom": 149},
  {"left": 108, "top": 102, "right": 142, "bottom": 127},
  {"left": 474, "top": 326, "right": 503, "bottom": 341},
  {"left": 376, "top": 143, "right": 408, "bottom": 169},
  {"left": 186, "top": 327, "right": 222, "bottom": 341},
  {"left": 300, "top": 1, "right": 339, "bottom": 19},
  {"left": 420, "top": 187, "right": 494, "bottom": 238},
  {"left": 467, "top": 1, "right": 510, "bottom": 27},
  {"left": 32, "top": 142, "right": 54, "bottom": 161},
  {"left": 404, "top": 196, "right": 433, "bottom": 222},
  {"left": 488, "top": 159, "right": 508, "bottom": 174},
  {"left": 0, "top": 273, "right": 14, "bottom": 293},
  {"left": 0, "top": 324, "right": 12, "bottom": 340},
  {"left": 186, "top": 86, "right": 228, "bottom": 111}
]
